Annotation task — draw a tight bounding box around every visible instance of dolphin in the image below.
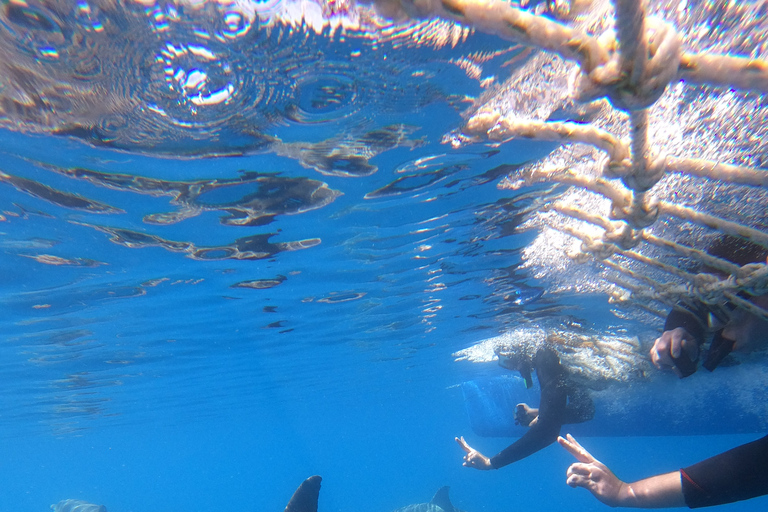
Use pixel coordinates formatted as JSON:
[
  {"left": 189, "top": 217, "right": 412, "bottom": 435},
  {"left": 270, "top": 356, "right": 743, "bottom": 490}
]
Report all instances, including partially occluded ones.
[
  {"left": 50, "top": 475, "right": 323, "bottom": 512},
  {"left": 393, "top": 486, "right": 465, "bottom": 512},
  {"left": 285, "top": 475, "right": 323, "bottom": 512},
  {"left": 286, "top": 477, "right": 461, "bottom": 512},
  {"left": 51, "top": 500, "right": 106, "bottom": 512}
]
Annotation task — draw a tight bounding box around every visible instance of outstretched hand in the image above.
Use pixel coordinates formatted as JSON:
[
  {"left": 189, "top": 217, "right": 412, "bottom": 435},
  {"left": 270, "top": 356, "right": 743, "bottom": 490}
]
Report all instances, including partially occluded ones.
[
  {"left": 514, "top": 403, "right": 539, "bottom": 427},
  {"left": 558, "top": 434, "right": 627, "bottom": 507},
  {"left": 650, "top": 327, "right": 698, "bottom": 377},
  {"left": 455, "top": 436, "right": 493, "bottom": 470}
]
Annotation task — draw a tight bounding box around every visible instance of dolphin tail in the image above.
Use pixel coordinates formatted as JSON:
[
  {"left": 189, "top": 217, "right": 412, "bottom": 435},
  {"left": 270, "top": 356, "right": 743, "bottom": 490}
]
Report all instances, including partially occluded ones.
[
  {"left": 430, "top": 486, "right": 454, "bottom": 512},
  {"left": 284, "top": 475, "right": 322, "bottom": 512}
]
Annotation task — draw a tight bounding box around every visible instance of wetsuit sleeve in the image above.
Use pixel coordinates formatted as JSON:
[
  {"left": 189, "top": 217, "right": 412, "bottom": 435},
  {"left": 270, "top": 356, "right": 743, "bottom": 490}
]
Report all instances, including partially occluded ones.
[
  {"left": 681, "top": 434, "right": 768, "bottom": 508},
  {"left": 664, "top": 307, "right": 707, "bottom": 346},
  {"left": 489, "top": 347, "right": 566, "bottom": 469}
]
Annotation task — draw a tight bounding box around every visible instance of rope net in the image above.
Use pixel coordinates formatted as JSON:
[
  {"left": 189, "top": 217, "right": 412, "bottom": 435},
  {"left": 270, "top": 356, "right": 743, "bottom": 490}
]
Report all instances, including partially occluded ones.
[{"left": 362, "top": 0, "right": 768, "bottom": 326}]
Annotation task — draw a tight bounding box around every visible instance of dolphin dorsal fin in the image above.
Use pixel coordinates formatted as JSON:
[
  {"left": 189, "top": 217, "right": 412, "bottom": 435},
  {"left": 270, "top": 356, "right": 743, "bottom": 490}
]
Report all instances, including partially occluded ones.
[
  {"left": 430, "top": 486, "right": 454, "bottom": 512},
  {"left": 285, "top": 476, "right": 322, "bottom": 512}
]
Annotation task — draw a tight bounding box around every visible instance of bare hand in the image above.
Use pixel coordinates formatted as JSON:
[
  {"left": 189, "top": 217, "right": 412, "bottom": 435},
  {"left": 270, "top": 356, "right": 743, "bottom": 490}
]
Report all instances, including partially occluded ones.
[
  {"left": 650, "top": 327, "right": 698, "bottom": 376},
  {"left": 455, "top": 436, "right": 493, "bottom": 470},
  {"left": 558, "top": 434, "right": 626, "bottom": 507},
  {"left": 514, "top": 403, "right": 539, "bottom": 427}
]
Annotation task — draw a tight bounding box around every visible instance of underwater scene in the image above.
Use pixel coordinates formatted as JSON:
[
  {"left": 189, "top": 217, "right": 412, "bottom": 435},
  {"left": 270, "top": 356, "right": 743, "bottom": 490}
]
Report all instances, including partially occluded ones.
[{"left": 1, "top": 0, "right": 767, "bottom": 511}]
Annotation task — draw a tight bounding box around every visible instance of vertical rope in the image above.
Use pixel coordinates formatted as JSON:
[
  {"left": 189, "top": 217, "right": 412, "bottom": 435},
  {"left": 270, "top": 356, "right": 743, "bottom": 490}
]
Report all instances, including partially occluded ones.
[
  {"left": 613, "top": 1, "right": 659, "bottom": 237},
  {"left": 629, "top": 109, "right": 650, "bottom": 178},
  {"left": 613, "top": 0, "right": 648, "bottom": 85},
  {"left": 362, "top": 0, "right": 768, "bottom": 318}
]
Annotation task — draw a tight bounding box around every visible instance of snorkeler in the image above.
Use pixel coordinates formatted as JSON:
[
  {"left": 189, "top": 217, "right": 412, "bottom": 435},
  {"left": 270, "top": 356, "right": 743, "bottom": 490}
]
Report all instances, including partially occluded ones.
[
  {"left": 559, "top": 433, "right": 768, "bottom": 508},
  {"left": 557, "top": 235, "right": 768, "bottom": 508},
  {"left": 650, "top": 235, "right": 768, "bottom": 377},
  {"left": 456, "top": 343, "right": 594, "bottom": 469}
]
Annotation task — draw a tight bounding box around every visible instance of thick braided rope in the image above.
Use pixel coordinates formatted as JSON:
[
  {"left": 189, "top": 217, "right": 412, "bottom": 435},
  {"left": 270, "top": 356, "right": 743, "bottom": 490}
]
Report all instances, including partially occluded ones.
[
  {"left": 361, "top": 0, "right": 768, "bottom": 320},
  {"left": 362, "top": 0, "right": 768, "bottom": 94}
]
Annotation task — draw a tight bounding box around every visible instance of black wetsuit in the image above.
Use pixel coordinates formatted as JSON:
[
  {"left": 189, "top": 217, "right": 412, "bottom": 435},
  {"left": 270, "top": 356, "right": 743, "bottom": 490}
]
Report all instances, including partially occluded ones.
[
  {"left": 666, "top": 310, "right": 768, "bottom": 507},
  {"left": 681, "top": 434, "right": 768, "bottom": 508},
  {"left": 489, "top": 346, "right": 594, "bottom": 468},
  {"left": 664, "top": 308, "right": 707, "bottom": 346},
  {"left": 664, "top": 306, "right": 734, "bottom": 373}
]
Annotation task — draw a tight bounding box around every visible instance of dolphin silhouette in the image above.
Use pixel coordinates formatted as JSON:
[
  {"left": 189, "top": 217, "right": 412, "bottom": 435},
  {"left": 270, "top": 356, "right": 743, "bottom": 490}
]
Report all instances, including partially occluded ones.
[
  {"left": 285, "top": 475, "right": 323, "bottom": 512},
  {"left": 285, "top": 477, "right": 460, "bottom": 512},
  {"left": 51, "top": 476, "right": 323, "bottom": 512}
]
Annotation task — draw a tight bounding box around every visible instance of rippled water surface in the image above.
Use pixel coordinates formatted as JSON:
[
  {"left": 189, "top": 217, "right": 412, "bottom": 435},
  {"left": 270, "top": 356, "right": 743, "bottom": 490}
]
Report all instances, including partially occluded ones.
[
  {"left": 0, "top": 0, "right": 562, "bottom": 433},
  {"left": 1, "top": 1, "right": 767, "bottom": 512}
]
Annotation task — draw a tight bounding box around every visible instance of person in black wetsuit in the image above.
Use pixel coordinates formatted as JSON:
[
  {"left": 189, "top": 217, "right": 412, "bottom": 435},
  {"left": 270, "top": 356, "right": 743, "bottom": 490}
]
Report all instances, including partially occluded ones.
[
  {"left": 456, "top": 344, "right": 594, "bottom": 470},
  {"left": 558, "top": 433, "right": 768, "bottom": 508},
  {"left": 556, "top": 235, "right": 768, "bottom": 508},
  {"left": 650, "top": 235, "right": 768, "bottom": 376}
]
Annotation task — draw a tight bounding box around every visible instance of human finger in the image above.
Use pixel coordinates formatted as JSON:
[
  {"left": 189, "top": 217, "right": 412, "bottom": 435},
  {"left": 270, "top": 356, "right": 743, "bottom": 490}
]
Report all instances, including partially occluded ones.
[
  {"left": 657, "top": 334, "right": 671, "bottom": 353},
  {"left": 455, "top": 436, "right": 471, "bottom": 453},
  {"left": 566, "top": 462, "right": 594, "bottom": 478},
  {"left": 463, "top": 450, "right": 481, "bottom": 467},
  {"left": 670, "top": 330, "right": 685, "bottom": 358},
  {"left": 650, "top": 345, "right": 662, "bottom": 369},
  {"left": 650, "top": 337, "right": 668, "bottom": 368},
  {"left": 651, "top": 333, "right": 679, "bottom": 369},
  {"left": 558, "top": 434, "right": 595, "bottom": 463},
  {"left": 667, "top": 327, "right": 697, "bottom": 360},
  {"left": 566, "top": 471, "right": 591, "bottom": 488}
]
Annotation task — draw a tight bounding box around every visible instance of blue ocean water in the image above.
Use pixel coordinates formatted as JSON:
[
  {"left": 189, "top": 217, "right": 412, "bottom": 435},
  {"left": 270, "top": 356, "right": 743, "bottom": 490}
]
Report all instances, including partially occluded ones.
[{"left": 0, "top": 2, "right": 766, "bottom": 512}]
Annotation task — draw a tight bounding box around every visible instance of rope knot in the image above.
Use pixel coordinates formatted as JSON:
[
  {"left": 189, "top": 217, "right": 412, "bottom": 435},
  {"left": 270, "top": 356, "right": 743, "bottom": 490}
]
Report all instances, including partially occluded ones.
[
  {"left": 736, "top": 263, "right": 768, "bottom": 296},
  {"left": 581, "top": 238, "right": 616, "bottom": 260},
  {"left": 621, "top": 155, "right": 667, "bottom": 192},
  {"left": 603, "top": 156, "right": 632, "bottom": 179},
  {"left": 603, "top": 223, "right": 642, "bottom": 250},
  {"left": 574, "top": 17, "right": 681, "bottom": 111},
  {"left": 610, "top": 196, "right": 659, "bottom": 229},
  {"left": 690, "top": 272, "right": 725, "bottom": 306}
]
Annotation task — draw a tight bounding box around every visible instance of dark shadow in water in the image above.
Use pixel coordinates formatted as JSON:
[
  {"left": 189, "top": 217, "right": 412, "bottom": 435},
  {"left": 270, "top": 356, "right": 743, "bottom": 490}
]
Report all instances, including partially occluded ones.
[
  {"left": 75, "top": 222, "right": 321, "bottom": 261},
  {"left": 0, "top": 170, "right": 122, "bottom": 213},
  {"left": 231, "top": 275, "right": 287, "bottom": 290},
  {"left": 40, "top": 164, "right": 342, "bottom": 226},
  {"left": 275, "top": 124, "right": 425, "bottom": 177}
]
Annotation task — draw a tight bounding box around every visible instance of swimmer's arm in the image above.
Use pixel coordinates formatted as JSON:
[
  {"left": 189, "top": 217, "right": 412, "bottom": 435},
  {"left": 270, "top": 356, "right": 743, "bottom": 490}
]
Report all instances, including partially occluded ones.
[
  {"left": 619, "top": 472, "right": 685, "bottom": 508},
  {"left": 560, "top": 434, "right": 685, "bottom": 508},
  {"left": 490, "top": 350, "right": 567, "bottom": 468}
]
